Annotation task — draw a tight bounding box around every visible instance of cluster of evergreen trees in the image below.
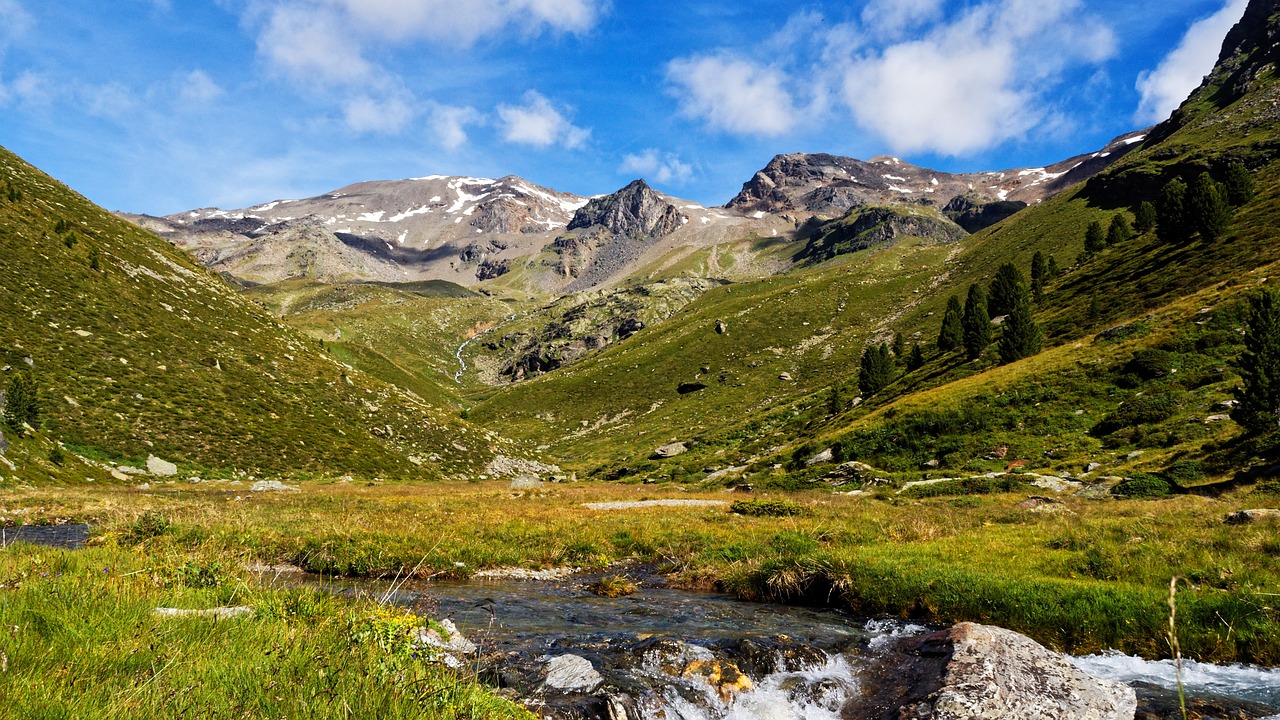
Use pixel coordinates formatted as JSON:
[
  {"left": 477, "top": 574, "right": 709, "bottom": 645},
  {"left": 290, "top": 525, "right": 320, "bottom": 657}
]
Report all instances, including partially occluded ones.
[
  {"left": 1079, "top": 162, "right": 1254, "bottom": 261},
  {"left": 854, "top": 163, "right": 1257, "bottom": 410},
  {"left": 936, "top": 262, "right": 1042, "bottom": 364}
]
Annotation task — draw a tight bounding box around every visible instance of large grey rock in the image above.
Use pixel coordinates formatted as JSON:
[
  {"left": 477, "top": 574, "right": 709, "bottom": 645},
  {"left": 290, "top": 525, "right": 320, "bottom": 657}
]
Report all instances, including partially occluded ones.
[
  {"left": 1225, "top": 508, "right": 1280, "bottom": 525},
  {"left": 509, "top": 475, "right": 544, "bottom": 491},
  {"left": 543, "top": 654, "right": 604, "bottom": 693},
  {"left": 652, "top": 442, "right": 688, "bottom": 459},
  {"left": 146, "top": 455, "right": 178, "bottom": 477},
  {"left": 0, "top": 427, "right": 7, "bottom": 455},
  {"left": 849, "top": 622, "right": 1136, "bottom": 720},
  {"left": 805, "top": 448, "right": 834, "bottom": 466}
]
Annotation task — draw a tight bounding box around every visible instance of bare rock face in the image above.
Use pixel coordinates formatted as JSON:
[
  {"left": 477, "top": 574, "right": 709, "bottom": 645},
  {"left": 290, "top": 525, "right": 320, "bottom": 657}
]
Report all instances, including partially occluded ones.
[
  {"left": 568, "top": 179, "right": 686, "bottom": 239},
  {"left": 850, "top": 622, "right": 1136, "bottom": 720},
  {"left": 726, "top": 135, "right": 1147, "bottom": 220}
]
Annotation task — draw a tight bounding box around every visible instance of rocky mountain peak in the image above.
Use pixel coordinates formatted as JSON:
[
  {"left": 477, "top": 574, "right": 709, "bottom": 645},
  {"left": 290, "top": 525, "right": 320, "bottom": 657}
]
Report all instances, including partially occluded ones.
[{"left": 567, "top": 179, "right": 687, "bottom": 239}]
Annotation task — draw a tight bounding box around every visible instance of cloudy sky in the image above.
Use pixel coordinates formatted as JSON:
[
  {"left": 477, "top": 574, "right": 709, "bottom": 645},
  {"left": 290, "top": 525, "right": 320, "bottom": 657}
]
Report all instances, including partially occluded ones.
[{"left": 0, "top": 0, "right": 1249, "bottom": 214}]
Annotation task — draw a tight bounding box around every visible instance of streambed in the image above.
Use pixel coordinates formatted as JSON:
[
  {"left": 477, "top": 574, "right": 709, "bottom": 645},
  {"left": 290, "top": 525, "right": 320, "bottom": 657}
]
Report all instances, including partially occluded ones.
[{"left": 273, "top": 570, "right": 1280, "bottom": 720}]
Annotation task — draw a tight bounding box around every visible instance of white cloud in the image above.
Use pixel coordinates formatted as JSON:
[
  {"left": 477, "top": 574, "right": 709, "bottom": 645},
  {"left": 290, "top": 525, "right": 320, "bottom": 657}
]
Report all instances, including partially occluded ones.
[
  {"left": 840, "top": 0, "right": 1116, "bottom": 155},
  {"left": 1135, "top": 0, "right": 1248, "bottom": 124},
  {"left": 251, "top": 0, "right": 601, "bottom": 85},
  {"left": 343, "top": 94, "right": 417, "bottom": 134},
  {"left": 860, "top": 0, "right": 944, "bottom": 37},
  {"left": 176, "top": 70, "right": 224, "bottom": 106},
  {"left": 844, "top": 41, "right": 1032, "bottom": 156},
  {"left": 328, "top": 0, "right": 598, "bottom": 44},
  {"left": 256, "top": 4, "right": 373, "bottom": 85},
  {"left": 619, "top": 149, "right": 693, "bottom": 185},
  {"left": 666, "top": 55, "right": 798, "bottom": 136},
  {"left": 83, "top": 82, "right": 137, "bottom": 119},
  {"left": 7, "top": 70, "right": 51, "bottom": 107},
  {"left": 0, "top": 0, "right": 32, "bottom": 47},
  {"left": 497, "top": 91, "right": 588, "bottom": 148},
  {"left": 430, "top": 103, "right": 482, "bottom": 150}
]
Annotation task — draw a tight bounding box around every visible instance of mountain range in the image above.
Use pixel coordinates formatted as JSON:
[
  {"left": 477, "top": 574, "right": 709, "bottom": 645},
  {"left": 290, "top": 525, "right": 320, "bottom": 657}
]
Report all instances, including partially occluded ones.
[{"left": 122, "top": 130, "right": 1148, "bottom": 294}]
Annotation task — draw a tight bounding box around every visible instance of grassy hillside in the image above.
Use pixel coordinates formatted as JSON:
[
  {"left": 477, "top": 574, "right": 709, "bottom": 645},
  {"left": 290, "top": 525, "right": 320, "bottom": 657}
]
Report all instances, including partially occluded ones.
[
  {"left": 466, "top": 237, "right": 959, "bottom": 472},
  {"left": 0, "top": 145, "right": 515, "bottom": 481},
  {"left": 244, "top": 279, "right": 518, "bottom": 401}
]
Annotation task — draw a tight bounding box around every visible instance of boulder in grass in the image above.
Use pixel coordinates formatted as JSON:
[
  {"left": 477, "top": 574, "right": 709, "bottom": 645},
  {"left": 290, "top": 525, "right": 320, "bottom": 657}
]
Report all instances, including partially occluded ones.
[
  {"left": 510, "top": 475, "right": 544, "bottom": 491},
  {"left": 1225, "top": 508, "right": 1280, "bottom": 525},
  {"left": 652, "top": 442, "right": 688, "bottom": 459},
  {"left": 146, "top": 455, "right": 178, "bottom": 477},
  {"left": 249, "top": 480, "right": 299, "bottom": 492}
]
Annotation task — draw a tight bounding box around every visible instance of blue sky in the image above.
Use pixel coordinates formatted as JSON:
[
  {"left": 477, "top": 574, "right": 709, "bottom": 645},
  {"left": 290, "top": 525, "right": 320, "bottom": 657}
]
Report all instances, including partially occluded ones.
[{"left": 0, "top": 0, "right": 1250, "bottom": 214}]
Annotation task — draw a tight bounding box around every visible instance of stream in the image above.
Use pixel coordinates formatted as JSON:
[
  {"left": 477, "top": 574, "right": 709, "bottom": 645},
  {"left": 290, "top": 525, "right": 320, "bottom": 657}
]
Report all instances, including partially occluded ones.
[
  {"left": 453, "top": 313, "right": 516, "bottom": 383},
  {"left": 272, "top": 571, "right": 1280, "bottom": 720},
  {"left": 5, "top": 527, "right": 1276, "bottom": 718}
]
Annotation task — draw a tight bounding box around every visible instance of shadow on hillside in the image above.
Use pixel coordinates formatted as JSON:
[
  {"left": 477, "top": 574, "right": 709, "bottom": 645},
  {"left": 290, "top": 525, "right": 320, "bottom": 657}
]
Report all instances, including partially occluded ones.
[{"left": 1187, "top": 432, "right": 1280, "bottom": 497}]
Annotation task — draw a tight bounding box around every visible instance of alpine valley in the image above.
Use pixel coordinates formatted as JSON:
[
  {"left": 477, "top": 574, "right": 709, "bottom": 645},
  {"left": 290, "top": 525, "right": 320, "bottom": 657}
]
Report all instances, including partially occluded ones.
[{"left": 4, "top": 1, "right": 1280, "bottom": 718}]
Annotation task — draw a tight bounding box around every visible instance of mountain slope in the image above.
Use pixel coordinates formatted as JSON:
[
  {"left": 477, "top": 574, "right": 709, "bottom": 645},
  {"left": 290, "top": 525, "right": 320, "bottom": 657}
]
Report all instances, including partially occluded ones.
[
  {"left": 0, "top": 145, "right": 516, "bottom": 480},
  {"left": 462, "top": 0, "right": 1279, "bottom": 482}
]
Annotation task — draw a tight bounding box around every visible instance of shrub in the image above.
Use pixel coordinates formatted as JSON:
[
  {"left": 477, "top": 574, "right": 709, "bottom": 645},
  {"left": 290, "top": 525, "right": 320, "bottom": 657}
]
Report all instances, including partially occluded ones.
[
  {"left": 121, "top": 511, "right": 172, "bottom": 544},
  {"left": 730, "top": 499, "right": 805, "bottom": 517},
  {"left": 587, "top": 575, "right": 638, "bottom": 598},
  {"left": 1111, "top": 473, "right": 1173, "bottom": 499},
  {"left": 1120, "top": 349, "right": 1174, "bottom": 385},
  {"left": 1162, "top": 460, "right": 1204, "bottom": 486},
  {"left": 1092, "top": 391, "right": 1182, "bottom": 436},
  {"left": 902, "top": 475, "right": 1031, "bottom": 498}
]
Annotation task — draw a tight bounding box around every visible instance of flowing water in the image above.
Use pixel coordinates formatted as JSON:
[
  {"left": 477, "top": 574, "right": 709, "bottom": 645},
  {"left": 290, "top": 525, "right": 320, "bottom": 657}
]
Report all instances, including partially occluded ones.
[
  {"left": 275, "top": 571, "right": 1280, "bottom": 719},
  {"left": 0, "top": 523, "right": 89, "bottom": 549}
]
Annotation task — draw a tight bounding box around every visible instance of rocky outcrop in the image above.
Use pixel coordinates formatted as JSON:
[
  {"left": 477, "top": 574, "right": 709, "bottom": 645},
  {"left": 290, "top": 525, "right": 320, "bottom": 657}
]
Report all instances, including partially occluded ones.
[
  {"left": 488, "top": 278, "right": 722, "bottom": 381},
  {"left": 553, "top": 180, "right": 689, "bottom": 291},
  {"left": 727, "top": 140, "right": 1145, "bottom": 218},
  {"left": 799, "top": 206, "right": 966, "bottom": 264},
  {"left": 851, "top": 622, "right": 1136, "bottom": 720},
  {"left": 943, "top": 195, "right": 1029, "bottom": 233},
  {"left": 568, "top": 179, "right": 686, "bottom": 239}
]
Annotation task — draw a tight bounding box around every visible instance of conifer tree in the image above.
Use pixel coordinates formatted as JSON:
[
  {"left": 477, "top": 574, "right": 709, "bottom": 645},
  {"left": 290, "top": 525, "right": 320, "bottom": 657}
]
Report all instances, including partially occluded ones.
[
  {"left": 1046, "top": 255, "right": 1060, "bottom": 279},
  {"left": 907, "top": 342, "right": 925, "bottom": 371},
  {"left": 3, "top": 371, "right": 38, "bottom": 434},
  {"left": 1224, "top": 161, "right": 1255, "bottom": 207},
  {"left": 937, "top": 295, "right": 963, "bottom": 352},
  {"left": 1030, "top": 251, "right": 1048, "bottom": 303},
  {"left": 998, "top": 286, "right": 1042, "bottom": 364},
  {"left": 961, "top": 284, "right": 991, "bottom": 360},
  {"left": 988, "top": 262, "right": 1025, "bottom": 318},
  {"left": 891, "top": 331, "right": 905, "bottom": 358},
  {"left": 1134, "top": 201, "right": 1157, "bottom": 234},
  {"left": 1232, "top": 289, "right": 1280, "bottom": 433},
  {"left": 1157, "top": 178, "right": 1189, "bottom": 242},
  {"left": 1106, "top": 213, "right": 1132, "bottom": 246},
  {"left": 826, "top": 385, "right": 844, "bottom": 416},
  {"left": 1083, "top": 220, "right": 1106, "bottom": 254},
  {"left": 858, "top": 343, "right": 895, "bottom": 397},
  {"left": 1188, "top": 172, "right": 1231, "bottom": 241}
]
